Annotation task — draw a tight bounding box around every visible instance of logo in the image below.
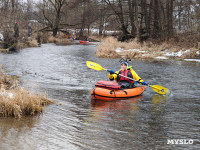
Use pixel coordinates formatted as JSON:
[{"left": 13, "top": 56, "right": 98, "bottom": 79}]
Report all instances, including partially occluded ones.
[{"left": 167, "top": 139, "right": 194, "bottom": 145}]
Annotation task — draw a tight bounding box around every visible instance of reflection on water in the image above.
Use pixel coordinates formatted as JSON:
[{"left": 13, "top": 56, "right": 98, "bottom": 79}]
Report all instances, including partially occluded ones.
[
  {"left": 151, "top": 94, "right": 167, "bottom": 112},
  {"left": 0, "top": 43, "right": 199, "bottom": 150},
  {"left": 0, "top": 116, "right": 40, "bottom": 150},
  {"left": 0, "top": 116, "right": 39, "bottom": 137},
  {"left": 91, "top": 96, "right": 142, "bottom": 120}
]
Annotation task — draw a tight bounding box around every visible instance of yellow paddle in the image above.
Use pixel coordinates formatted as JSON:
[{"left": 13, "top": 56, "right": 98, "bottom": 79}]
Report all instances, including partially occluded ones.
[{"left": 86, "top": 61, "right": 168, "bottom": 95}]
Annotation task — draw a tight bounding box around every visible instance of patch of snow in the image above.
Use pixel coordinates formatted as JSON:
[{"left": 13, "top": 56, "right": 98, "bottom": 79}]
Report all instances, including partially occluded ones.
[
  {"left": 0, "top": 92, "right": 14, "bottom": 98},
  {"left": 115, "top": 48, "right": 147, "bottom": 53},
  {"left": 124, "top": 49, "right": 147, "bottom": 53},
  {"left": 124, "top": 49, "right": 140, "bottom": 52},
  {"left": 196, "top": 51, "right": 200, "bottom": 55},
  {"left": 116, "top": 47, "right": 123, "bottom": 53},
  {"left": 164, "top": 49, "right": 190, "bottom": 57},
  {"left": 161, "top": 49, "right": 169, "bottom": 53},
  {"left": 184, "top": 59, "right": 200, "bottom": 62},
  {"left": 142, "top": 54, "right": 149, "bottom": 56},
  {"left": 155, "top": 56, "right": 168, "bottom": 60}
]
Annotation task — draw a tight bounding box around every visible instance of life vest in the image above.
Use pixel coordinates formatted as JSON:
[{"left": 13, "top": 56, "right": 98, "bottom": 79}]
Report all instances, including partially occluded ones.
[{"left": 116, "top": 69, "right": 134, "bottom": 83}]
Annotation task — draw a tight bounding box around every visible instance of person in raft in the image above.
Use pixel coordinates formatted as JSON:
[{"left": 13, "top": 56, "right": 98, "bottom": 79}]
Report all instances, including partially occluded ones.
[
  {"left": 108, "top": 60, "right": 147, "bottom": 89},
  {"left": 84, "top": 36, "right": 88, "bottom": 41}
]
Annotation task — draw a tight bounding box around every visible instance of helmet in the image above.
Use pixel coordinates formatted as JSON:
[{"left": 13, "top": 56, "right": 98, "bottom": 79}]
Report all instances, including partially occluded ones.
[{"left": 121, "top": 61, "right": 128, "bottom": 66}]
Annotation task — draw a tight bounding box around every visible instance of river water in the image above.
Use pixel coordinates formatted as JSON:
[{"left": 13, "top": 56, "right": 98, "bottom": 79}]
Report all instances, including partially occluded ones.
[{"left": 0, "top": 43, "right": 199, "bottom": 150}]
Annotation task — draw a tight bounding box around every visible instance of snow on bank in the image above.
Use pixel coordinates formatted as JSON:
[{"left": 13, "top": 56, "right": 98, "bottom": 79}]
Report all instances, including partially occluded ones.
[
  {"left": 115, "top": 47, "right": 200, "bottom": 62},
  {"left": 155, "top": 56, "right": 168, "bottom": 60},
  {"left": 0, "top": 91, "right": 14, "bottom": 98},
  {"left": 116, "top": 47, "right": 147, "bottom": 53},
  {"left": 184, "top": 59, "right": 200, "bottom": 62},
  {"left": 163, "top": 49, "right": 191, "bottom": 57}
]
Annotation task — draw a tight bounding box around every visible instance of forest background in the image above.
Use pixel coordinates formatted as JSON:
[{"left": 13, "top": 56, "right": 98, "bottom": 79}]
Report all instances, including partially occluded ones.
[{"left": 0, "top": 0, "right": 199, "bottom": 57}]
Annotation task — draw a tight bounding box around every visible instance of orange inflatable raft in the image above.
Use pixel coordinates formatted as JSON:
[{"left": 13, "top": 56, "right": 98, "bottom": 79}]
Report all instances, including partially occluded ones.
[
  {"left": 80, "top": 40, "right": 89, "bottom": 44},
  {"left": 91, "top": 81, "right": 146, "bottom": 101}
]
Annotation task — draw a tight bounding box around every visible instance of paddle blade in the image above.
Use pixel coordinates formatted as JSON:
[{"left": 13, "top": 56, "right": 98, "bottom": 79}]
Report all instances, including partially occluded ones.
[
  {"left": 86, "top": 61, "right": 106, "bottom": 71},
  {"left": 150, "top": 85, "right": 168, "bottom": 95}
]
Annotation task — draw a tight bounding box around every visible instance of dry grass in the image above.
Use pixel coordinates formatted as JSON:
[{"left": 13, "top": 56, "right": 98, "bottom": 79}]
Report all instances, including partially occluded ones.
[
  {"left": 53, "top": 38, "right": 73, "bottom": 45},
  {"left": 0, "top": 65, "right": 17, "bottom": 89},
  {"left": 96, "top": 36, "right": 200, "bottom": 59},
  {"left": 89, "top": 35, "right": 105, "bottom": 42},
  {"left": 96, "top": 37, "right": 120, "bottom": 58},
  {"left": 0, "top": 86, "right": 55, "bottom": 118},
  {"left": 47, "top": 36, "right": 55, "bottom": 43},
  {"left": 0, "top": 65, "right": 55, "bottom": 118},
  {"left": 27, "top": 37, "right": 39, "bottom": 47},
  {"left": 181, "top": 48, "right": 200, "bottom": 59},
  {"left": 42, "top": 33, "right": 73, "bottom": 45}
]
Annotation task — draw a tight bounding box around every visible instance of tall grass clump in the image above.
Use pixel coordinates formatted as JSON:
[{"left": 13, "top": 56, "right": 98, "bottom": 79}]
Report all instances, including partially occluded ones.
[
  {"left": 0, "top": 86, "right": 55, "bottom": 118},
  {"left": 96, "top": 37, "right": 120, "bottom": 58},
  {"left": 0, "top": 65, "right": 15, "bottom": 89},
  {"left": 27, "top": 37, "right": 39, "bottom": 47},
  {"left": 0, "top": 65, "right": 55, "bottom": 118},
  {"left": 96, "top": 37, "right": 143, "bottom": 58}
]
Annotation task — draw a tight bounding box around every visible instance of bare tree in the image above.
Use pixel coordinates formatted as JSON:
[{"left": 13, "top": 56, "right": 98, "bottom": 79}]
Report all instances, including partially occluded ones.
[
  {"left": 35, "top": 0, "right": 67, "bottom": 36},
  {"left": 104, "top": 0, "right": 129, "bottom": 36}
]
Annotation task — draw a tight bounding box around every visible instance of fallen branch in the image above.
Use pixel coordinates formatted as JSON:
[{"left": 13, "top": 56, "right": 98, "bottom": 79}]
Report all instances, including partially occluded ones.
[
  {"left": 0, "top": 43, "right": 17, "bottom": 52},
  {"left": 7, "top": 43, "right": 17, "bottom": 51}
]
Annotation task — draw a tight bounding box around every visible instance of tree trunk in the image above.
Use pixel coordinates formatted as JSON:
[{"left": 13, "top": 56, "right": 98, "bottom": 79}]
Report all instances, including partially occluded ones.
[
  {"left": 99, "top": 0, "right": 104, "bottom": 35},
  {"left": 169, "top": 0, "right": 174, "bottom": 37},
  {"left": 134, "top": 0, "right": 139, "bottom": 38},
  {"left": 99, "top": 16, "right": 104, "bottom": 35},
  {"left": 118, "top": 0, "right": 129, "bottom": 35},
  {"left": 53, "top": 27, "right": 58, "bottom": 37},
  {"left": 142, "top": 0, "right": 149, "bottom": 36},
  {"left": 128, "top": 0, "right": 136, "bottom": 37},
  {"left": 147, "top": 0, "right": 153, "bottom": 38},
  {"left": 105, "top": 0, "right": 129, "bottom": 36},
  {"left": 11, "top": 0, "right": 15, "bottom": 12},
  {"left": 152, "top": 0, "right": 160, "bottom": 39},
  {"left": 166, "top": 0, "right": 174, "bottom": 38}
]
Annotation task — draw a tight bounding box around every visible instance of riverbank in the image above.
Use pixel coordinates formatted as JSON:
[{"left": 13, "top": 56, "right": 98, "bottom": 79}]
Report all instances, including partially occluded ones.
[
  {"left": 0, "top": 65, "right": 55, "bottom": 118},
  {"left": 96, "top": 37, "right": 200, "bottom": 62},
  {"left": 0, "top": 31, "right": 73, "bottom": 52}
]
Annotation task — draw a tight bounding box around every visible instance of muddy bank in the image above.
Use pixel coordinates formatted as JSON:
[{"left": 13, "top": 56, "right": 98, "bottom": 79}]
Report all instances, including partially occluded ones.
[
  {"left": 96, "top": 37, "right": 200, "bottom": 61},
  {"left": 0, "top": 65, "right": 55, "bottom": 118}
]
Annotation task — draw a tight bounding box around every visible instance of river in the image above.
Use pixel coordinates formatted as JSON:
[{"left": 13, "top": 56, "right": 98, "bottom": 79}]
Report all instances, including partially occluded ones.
[{"left": 0, "top": 43, "right": 199, "bottom": 150}]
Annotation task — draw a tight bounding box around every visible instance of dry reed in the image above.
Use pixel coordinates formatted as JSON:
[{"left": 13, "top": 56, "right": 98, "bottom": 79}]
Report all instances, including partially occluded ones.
[
  {"left": 0, "top": 65, "right": 55, "bottom": 118},
  {"left": 0, "top": 87, "right": 55, "bottom": 118},
  {"left": 89, "top": 35, "right": 105, "bottom": 42},
  {"left": 54, "top": 38, "right": 73, "bottom": 45},
  {"left": 96, "top": 37, "right": 120, "bottom": 58},
  {"left": 96, "top": 36, "right": 200, "bottom": 60},
  {"left": 27, "top": 37, "right": 39, "bottom": 47},
  {"left": 46, "top": 35, "right": 73, "bottom": 45},
  {"left": 0, "top": 65, "right": 15, "bottom": 89}
]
